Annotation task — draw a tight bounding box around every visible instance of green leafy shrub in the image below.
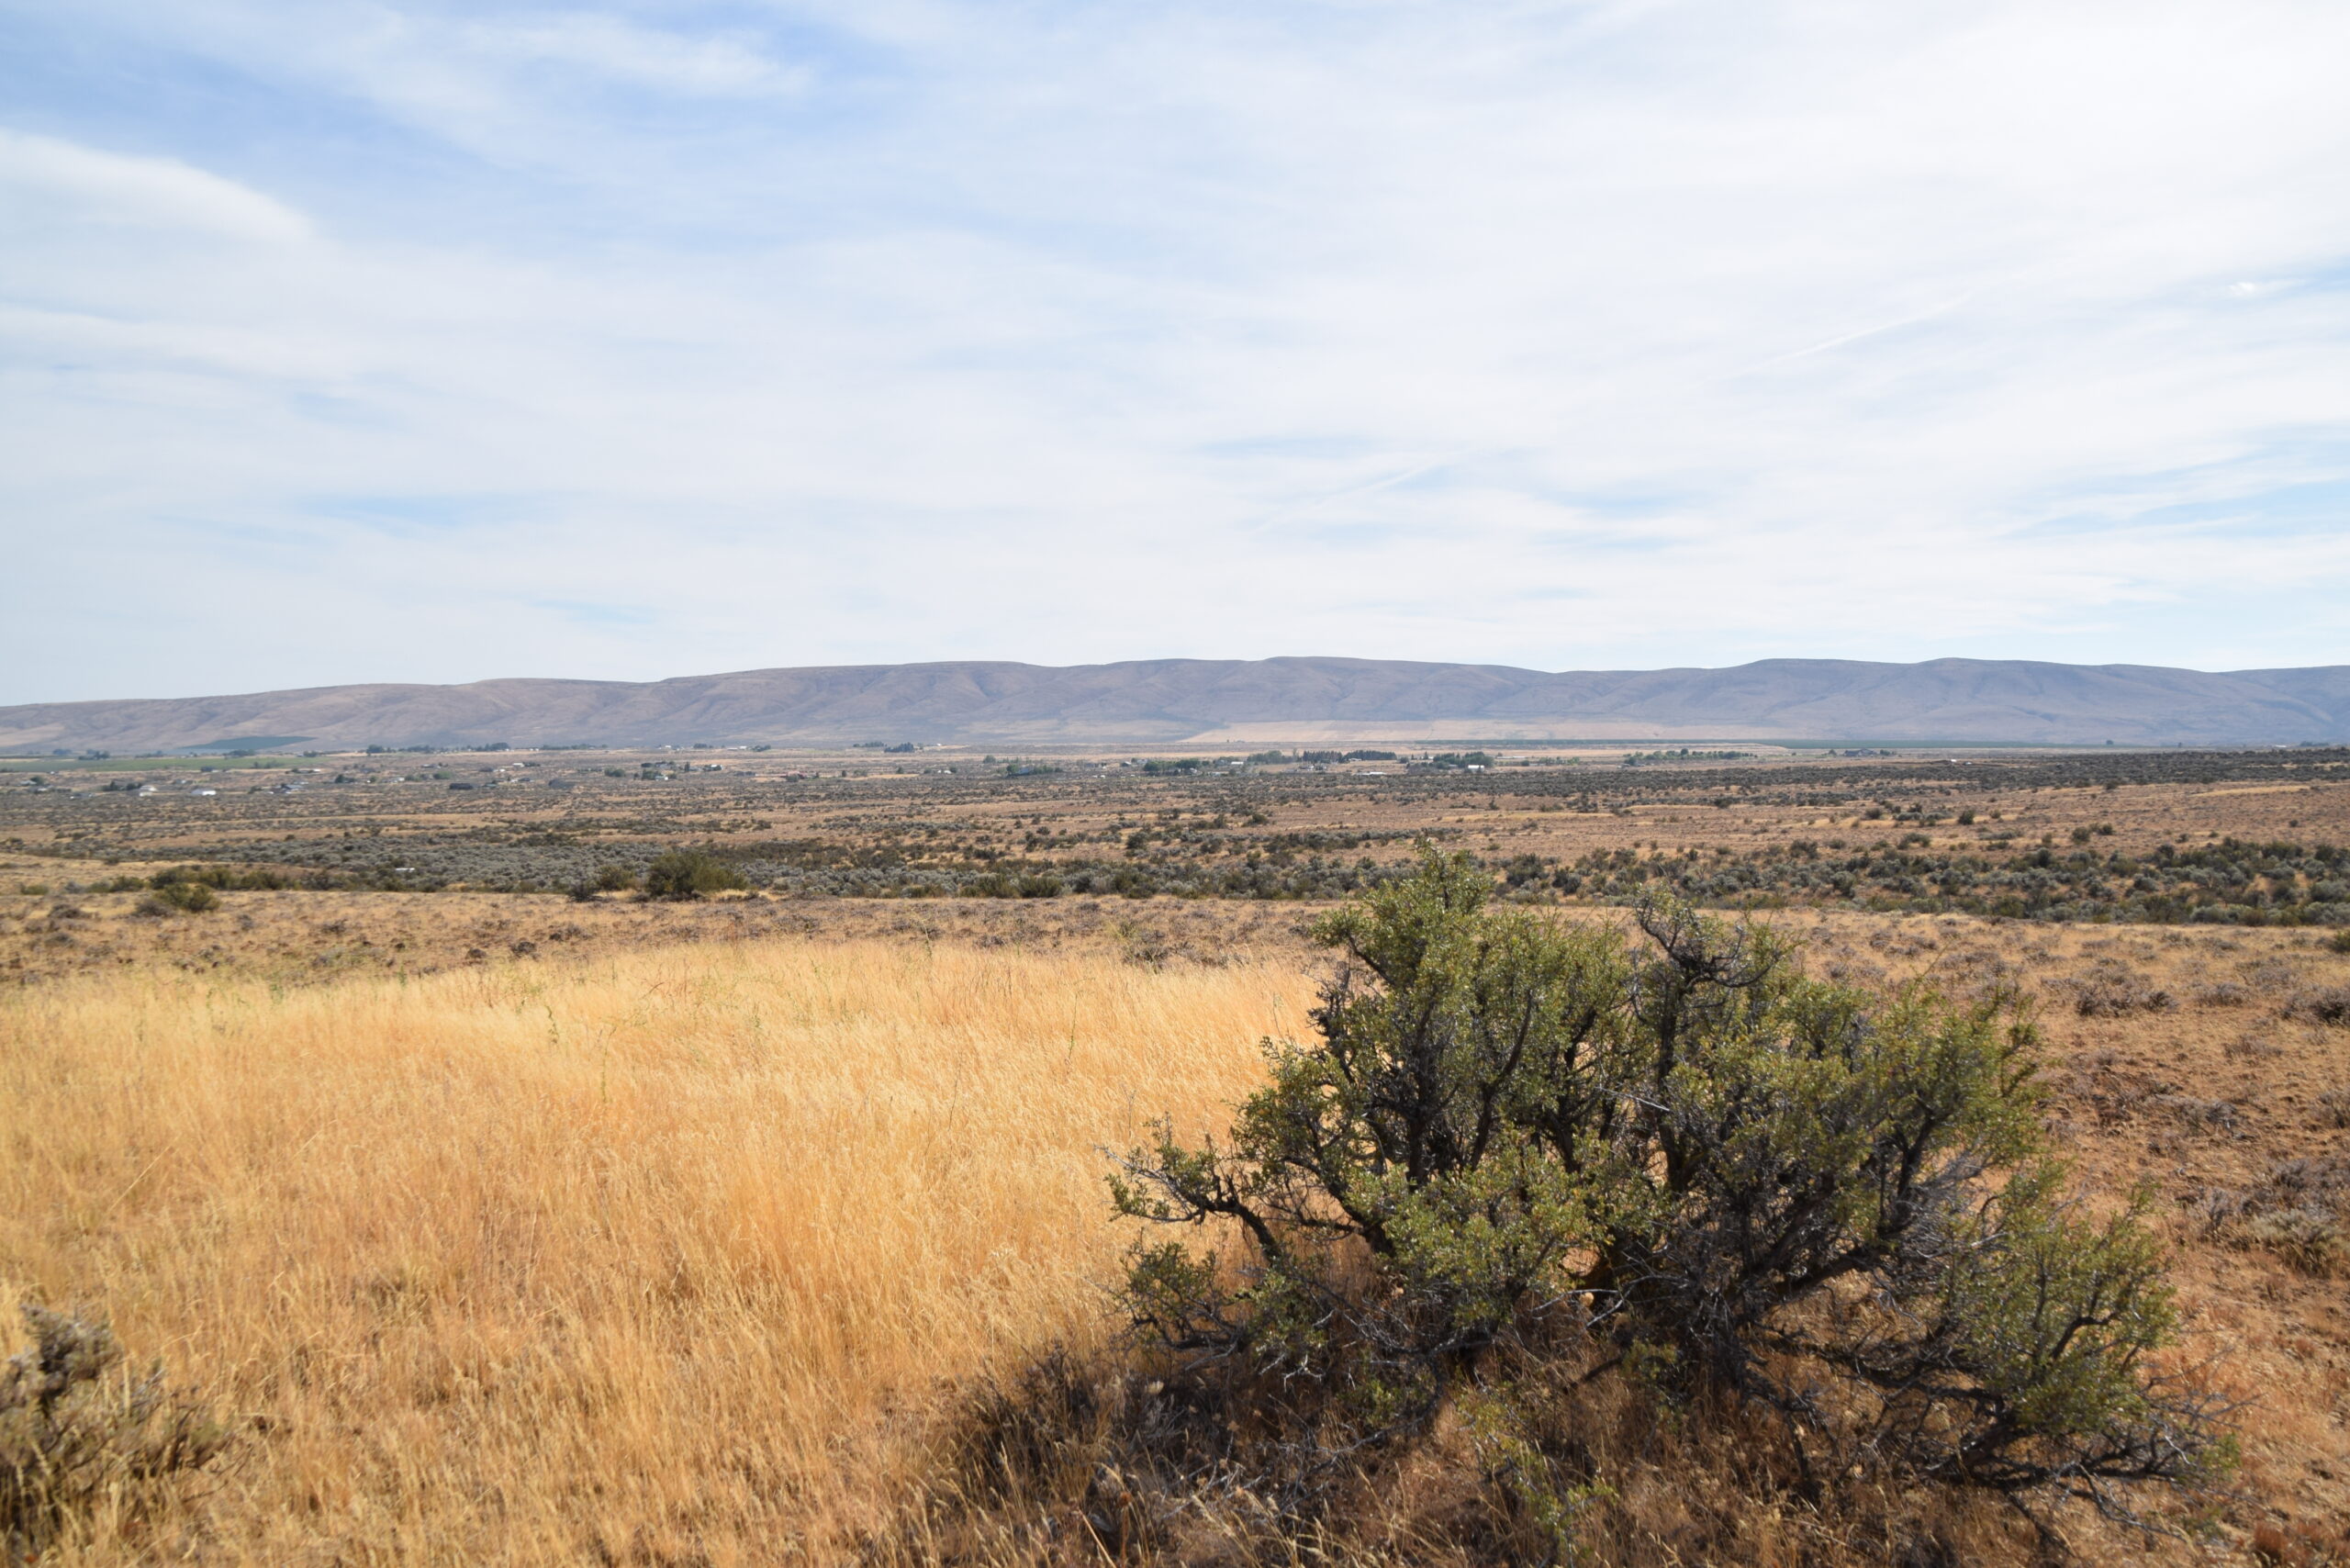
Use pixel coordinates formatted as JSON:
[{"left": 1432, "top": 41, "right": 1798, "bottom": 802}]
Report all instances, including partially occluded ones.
[
  {"left": 642, "top": 850, "right": 747, "bottom": 901},
  {"left": 1, "top": 1305, "right": 226, "bottom": 1557},
  {"left": 1112, "top": 848, "right": 2229, "bottom": 1524}
]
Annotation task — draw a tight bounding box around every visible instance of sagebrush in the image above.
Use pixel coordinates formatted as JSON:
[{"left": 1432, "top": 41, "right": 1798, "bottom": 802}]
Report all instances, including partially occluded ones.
[
  {"left": 1110, "top": 850, "right": 2232, "bottom": 1547},
  {"left": 0, "top": 1305, "right": 225, "bottom": 1557}
]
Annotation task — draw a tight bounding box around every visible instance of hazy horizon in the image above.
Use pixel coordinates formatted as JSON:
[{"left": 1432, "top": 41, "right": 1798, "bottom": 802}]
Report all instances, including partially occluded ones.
[{"left": 14, "top": 649, "right": 2350, "bottom": 715}]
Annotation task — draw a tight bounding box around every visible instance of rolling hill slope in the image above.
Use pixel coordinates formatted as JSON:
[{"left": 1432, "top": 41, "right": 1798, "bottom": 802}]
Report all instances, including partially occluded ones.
[{"left": 3, "top": 656, "right": 2345, "bottom": 751}]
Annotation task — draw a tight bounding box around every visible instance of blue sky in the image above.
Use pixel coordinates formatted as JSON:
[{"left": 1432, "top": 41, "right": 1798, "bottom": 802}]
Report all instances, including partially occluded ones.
[{"left": 3, "top": 0, "right": 2347, "bottom": 702}]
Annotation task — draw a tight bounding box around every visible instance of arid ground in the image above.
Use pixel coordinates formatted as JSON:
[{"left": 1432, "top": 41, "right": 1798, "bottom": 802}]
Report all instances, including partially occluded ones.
[{"left": 3, "top": 744, "right": 2347, "bottom": 1563}]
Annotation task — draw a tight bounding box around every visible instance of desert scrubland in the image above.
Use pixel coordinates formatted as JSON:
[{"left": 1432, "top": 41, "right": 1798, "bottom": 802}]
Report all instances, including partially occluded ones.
[{"left": 3, "top": 745, "right": 2349, "bottom": 1564}]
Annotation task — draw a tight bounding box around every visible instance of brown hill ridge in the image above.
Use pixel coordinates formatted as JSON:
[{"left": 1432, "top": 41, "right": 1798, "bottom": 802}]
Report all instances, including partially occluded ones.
[{"left": 4, "top": 656, "right": 2347, "bottom": 751}]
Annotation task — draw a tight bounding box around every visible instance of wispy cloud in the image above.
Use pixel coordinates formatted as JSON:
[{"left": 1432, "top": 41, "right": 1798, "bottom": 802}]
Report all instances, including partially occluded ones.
[
  {"left": 0, "top": 129, "right": 310, "bottom": 241},
  {"left": 0, "top": 0, "right": 2346, "bottom": 701},
  {"left": 460, "top": 15, "right": 799, "bottom": 96}
]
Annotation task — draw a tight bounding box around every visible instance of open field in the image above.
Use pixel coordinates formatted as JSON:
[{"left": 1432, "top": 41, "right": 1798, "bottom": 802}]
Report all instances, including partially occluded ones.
[
  {"left": 4, "top": 746, "right": 2350, "bottom": 1563},
  {"left": 5, "top": 907, "right": 2349, "bottom": 1562},
  {"left": 1, "top": 937, "right": 1309, "bottom": 1563}
]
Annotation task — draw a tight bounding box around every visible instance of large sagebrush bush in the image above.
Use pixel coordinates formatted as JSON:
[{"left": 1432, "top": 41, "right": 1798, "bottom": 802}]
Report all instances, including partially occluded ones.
[
  {"left": 1111, "top": 849, "right": 2229, "bottom": 1531},
  {"left": 641, "top": 849, "right": 747, "bottom": 901}
]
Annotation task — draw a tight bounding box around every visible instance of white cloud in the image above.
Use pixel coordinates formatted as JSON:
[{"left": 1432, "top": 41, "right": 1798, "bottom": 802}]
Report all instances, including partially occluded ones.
[
  {"left": 460, "top": 14, "right": 799, "bottom": 95},
  {"left": 0, "top": 129, "right": 309, "bottom": 241},
  {"left": 0, "top": 0, "right": 2346, "bottom": 700}
]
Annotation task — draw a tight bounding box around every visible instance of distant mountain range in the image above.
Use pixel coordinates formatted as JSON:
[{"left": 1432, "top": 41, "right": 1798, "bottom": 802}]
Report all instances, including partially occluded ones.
[{"left": 4, "top": 657, "right": 2347, "bottom": 752}]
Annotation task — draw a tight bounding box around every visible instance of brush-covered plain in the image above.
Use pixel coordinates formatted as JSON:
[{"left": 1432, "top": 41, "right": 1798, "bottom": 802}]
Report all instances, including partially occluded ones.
[{"left": 3, "top": 747, "right": 2349, "bottom": 1563}]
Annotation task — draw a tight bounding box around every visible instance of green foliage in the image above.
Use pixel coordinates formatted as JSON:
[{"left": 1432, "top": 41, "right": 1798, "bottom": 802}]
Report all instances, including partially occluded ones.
[
  {"left": 1620, "top": 747, "right": 1754, "bottom": 766},
  {"left": 1458, "top": 1385, "right": 1615, "bottom": 1562},
  {"left": 641, "top": 849, "right": 746, "bottom": 900},
  {"left": 1113, "top": 848, "right": 2228, "bottom": 1511},
  {"left": 151, "top": 864, "right": 294, "bottom": 893},
  {"left": 1545, "top": 833, "right": 2350, "bottom": 928},
  {"left": 146, "top": 879, "right": 217, "bottom": 913},
  {"left": 1, "top": 1305, "right": 226, "bottom": 1557}
]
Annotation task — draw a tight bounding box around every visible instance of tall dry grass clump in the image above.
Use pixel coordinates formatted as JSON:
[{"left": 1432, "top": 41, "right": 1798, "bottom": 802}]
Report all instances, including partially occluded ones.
[{"left": 0, "top": 939, "right": 1308, "bottom": 1563}]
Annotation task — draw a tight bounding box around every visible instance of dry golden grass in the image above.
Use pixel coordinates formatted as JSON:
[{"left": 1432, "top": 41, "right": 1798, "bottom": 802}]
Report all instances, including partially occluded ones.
[
  {"left": 0, "top": 938, "right": 1312, "bottom": 1564},
  {"left": 6, "top": 905, "right": 2349, "bottom": 1563}
]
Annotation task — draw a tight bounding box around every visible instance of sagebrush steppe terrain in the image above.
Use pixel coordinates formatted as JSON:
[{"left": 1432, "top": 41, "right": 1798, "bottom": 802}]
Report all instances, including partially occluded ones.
[{"left": 4, "top": 744, "right": 2349, "bottom": 1563}]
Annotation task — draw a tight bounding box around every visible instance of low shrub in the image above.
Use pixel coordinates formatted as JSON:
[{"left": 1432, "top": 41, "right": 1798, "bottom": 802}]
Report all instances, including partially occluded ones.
[
  {"left": 2208, "top": 1158, "right": 2350, "bottom": 1276},
  {"left": 145, "top": 881, "right": 216, "bottom": 914},
  {"left": 0, "top": 1305, "right": 226, "bottom": 1557},
  {"left": 1102, "top": 850, "right": 2230, "bottom": 1546},
  {"left": 642, "top": 850, "right": 746, "bottom": 901},
  {"left": 2056, "top": 963, "right": 2175, "bottom": 1016},
  {"left": 2237, "top": 1209, "right": 2348, "bottom": 1277},
  {"left": 151, "top": 865, "right": 292, "bottom": 892},
  {"left": 2284, "top": 986, "right": 2350, "bottom": 1025},
  {"left": 2153, "top": 1094, "right": 2242, "bottom": 1135}
]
